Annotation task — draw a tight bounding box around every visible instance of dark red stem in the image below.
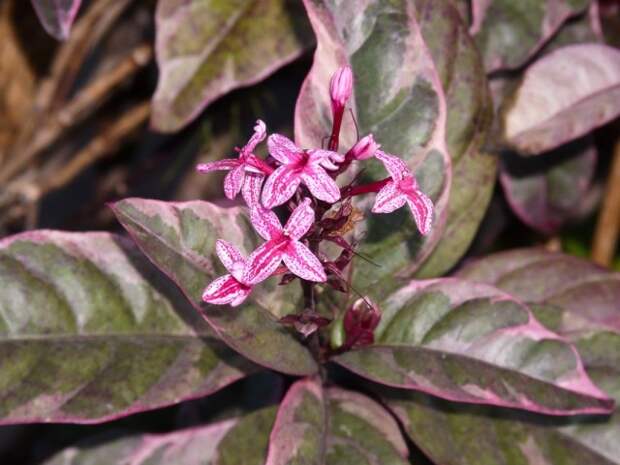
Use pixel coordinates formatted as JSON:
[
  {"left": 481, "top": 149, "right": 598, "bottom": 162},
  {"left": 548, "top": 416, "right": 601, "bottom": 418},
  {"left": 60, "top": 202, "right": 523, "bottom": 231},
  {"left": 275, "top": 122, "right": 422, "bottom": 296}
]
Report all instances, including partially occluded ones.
[
  {"left": 328, "top": 106, "right": 344, "bottom": 151},
  {"left": 341, "top": 178, "right": 390, "bottom": 198}
]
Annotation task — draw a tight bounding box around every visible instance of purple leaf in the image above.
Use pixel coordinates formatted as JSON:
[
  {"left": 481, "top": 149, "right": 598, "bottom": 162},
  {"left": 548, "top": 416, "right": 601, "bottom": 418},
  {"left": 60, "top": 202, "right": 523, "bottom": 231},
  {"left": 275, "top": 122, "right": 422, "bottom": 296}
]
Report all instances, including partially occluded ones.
[
  {"left": 152, "top": 0, "right": 313, "bottom": 132},
  {"left": 500, "top": 139, "right": 597, "bottom": 234},
  {"left": 385, "top": 250, "right": 620, "bottom": 465},
  {"left": 111, "top": 198, "right": 318, "bottom": 376},
  {"left": 334, "top": 278, "right": 614, "bottom": 415},
  {"left": 0, "top": 231, "right": 255, "bottom": 424},
  {"left": 43, "top": 407, "right": 277, "bottom": 465},
  {"left": 471, "top": 0, "right": 590, "bottom": 72},
  {"left": 456, "top": 248, "right": 620, "bottom": 335},
  {"left": 265, "top": 378, "right": 326, "bottom": 465},
  {"left": 30, "top": 0, "right": 82, "bottom": 40},
  {"left": 502, "top": 43, "right": 620, "bottom": 154},
  {"left": 295, "top": 0, "right": 453, "bottom": 290}
]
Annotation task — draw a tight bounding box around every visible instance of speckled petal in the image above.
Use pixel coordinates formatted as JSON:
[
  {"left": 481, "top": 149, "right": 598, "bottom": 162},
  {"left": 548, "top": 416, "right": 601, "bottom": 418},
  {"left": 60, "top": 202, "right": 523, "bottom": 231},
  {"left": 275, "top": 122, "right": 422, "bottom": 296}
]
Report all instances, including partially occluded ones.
[
  {"left": 202, "top": 274, "right": 249, "bottom": 306},
  {"left": 406, "top": 189, "right": 434, "bottom": 236},
  {"left": 196, "top": 159, "right": 240, "bottom": 173},
  {"left": 371, "top": 181, "right": 407, "bottom": 214},
  {"left": 283, "top": 241, "right": 326, "bottom": 282},
  {"left": 241, "top": 172, "right": 265, "bottom": 208},
  {"left": 283, "top": 198, "right": 315, "bottom": 240},
  {"left": 243, "top": 241, "right": 286, "bottom": 285},
  {"left": 262, "top": 165, "right": 302, "bottom": 208},
  {"left": 267, "top": 134, "right": 303, "bottom": 165},
  {"left": 250, "top": 206, "right": 282, "bottom": 241},
  {"left": 301, "top": 166, "right": 341, "bottom": 203},
  {"left": 375, "top": 151, "right": 410, "bottom": 181},
  {"left": 215, "top": 240, "right": 246, "bottom": 274},
  {"left": 224, "top": 165, "right": 245, "bottom": 200}
]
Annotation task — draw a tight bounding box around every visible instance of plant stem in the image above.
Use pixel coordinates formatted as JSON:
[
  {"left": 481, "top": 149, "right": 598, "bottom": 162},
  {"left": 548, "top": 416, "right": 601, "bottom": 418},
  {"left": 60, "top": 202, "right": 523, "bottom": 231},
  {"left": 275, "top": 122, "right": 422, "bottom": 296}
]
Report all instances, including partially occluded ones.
[
  {"left": 341, "top": 178, "right": 390, "bottom": 198},
  {"left": 592, "top": 137, "right": 620, "bottom": 266}
]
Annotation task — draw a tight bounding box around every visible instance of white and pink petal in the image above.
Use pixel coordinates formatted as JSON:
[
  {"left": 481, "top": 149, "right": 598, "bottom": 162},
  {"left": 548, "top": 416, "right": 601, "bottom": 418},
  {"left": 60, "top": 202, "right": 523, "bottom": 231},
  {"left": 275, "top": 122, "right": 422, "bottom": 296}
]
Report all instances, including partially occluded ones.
[
  {"left": 406, "top": 189, "right": 434, "bottom": 236},
  {"left": 196, "top": 159, "right": 240, "bottom": 173},
  {"left": 301, "top": 167, "right": 341, "bottom": 203},
  {"left": 267, "top": 134, "right": 303, "bottom": 165},
  {"left": 250, "top": 205, "right": 282, "bottom": 241},
  {"left": 241, "top": 172, "right": 264, "bottom": 208},
  {"left": 371, "top": 181, "right": 408, "bottom": 214},
  {"left": 282, "top": 241, "right": 326, "bottom": 282},
  {"left": 262, "top": 165, "right": 302, "bottom": 208},
  {"left": 223, "top": 165, "right": 245, "bottom": 200},
  {"left": 215, "top": 240, "right": 245, "bottom": 273},
  {"left": 243, "top": 240, "right": 287, "bottom": 285},
  {"left": 283, "top": 198, "right": 315, "bottom": 240},
  {"left": 202, "top": 275, "right": 250, "bottom": 306},
  {"left": 244, "top": 119, "right": 267, "bottom": 153},
  {"left": 375, "top": 151, "right": 410, "bottom": 181}
]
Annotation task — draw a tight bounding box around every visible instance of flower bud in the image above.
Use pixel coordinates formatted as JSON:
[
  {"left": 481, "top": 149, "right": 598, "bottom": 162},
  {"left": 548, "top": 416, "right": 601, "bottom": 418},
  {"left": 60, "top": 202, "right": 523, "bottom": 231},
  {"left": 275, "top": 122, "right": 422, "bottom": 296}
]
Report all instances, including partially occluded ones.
[
  {"left": 329, "top": 66, "right": 353, "bottom": 112},
  {"left": 343, "top": 298, "right": 381, "bottom": 349},
  {"left": 348, "top": 134, "right": 380, "bottom": 160}
]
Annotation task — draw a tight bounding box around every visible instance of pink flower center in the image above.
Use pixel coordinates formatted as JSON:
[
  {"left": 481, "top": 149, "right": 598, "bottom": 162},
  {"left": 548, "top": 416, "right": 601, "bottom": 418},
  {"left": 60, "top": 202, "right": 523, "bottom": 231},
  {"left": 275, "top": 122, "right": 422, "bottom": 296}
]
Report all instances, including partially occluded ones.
[{"left": 398, "top": 176, "right": 415, "bottom": 193}]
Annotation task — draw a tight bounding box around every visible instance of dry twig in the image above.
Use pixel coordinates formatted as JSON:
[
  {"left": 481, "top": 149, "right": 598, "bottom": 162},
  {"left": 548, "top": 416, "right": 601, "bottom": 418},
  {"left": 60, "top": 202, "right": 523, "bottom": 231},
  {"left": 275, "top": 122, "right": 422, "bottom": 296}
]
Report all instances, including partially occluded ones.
[{"left": 592, "top": 138, "right": 620, "bottom": 266}]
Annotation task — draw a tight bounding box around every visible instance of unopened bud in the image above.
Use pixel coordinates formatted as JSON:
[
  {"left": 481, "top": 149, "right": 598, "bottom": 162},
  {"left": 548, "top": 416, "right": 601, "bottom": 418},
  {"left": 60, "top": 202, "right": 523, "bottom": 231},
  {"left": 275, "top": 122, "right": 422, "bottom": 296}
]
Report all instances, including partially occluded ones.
[
  {"left": 343, "top": 298, "right": 381, "bottom": 349},
  {"left": 329, "top": 66, "right": 353, "bottom": 112},
  {"left": 348, "top": 134, "right": 380, "bottom": 160}
]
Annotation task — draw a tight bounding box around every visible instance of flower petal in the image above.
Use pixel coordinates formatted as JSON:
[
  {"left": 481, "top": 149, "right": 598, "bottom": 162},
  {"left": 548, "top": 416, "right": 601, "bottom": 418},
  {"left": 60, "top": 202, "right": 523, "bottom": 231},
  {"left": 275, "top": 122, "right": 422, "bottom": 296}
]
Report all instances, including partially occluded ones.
[
  {"left": 215, "top": 240, "right": 245, "bottom": 274},
  {"left": 283, "top": 198, "right": 315, "bottom": 240},
  {"left": 202, "top": 274, "right": 250, "bottom": 306},
  {"left": 224, "top": 164, "right": 245, "bottom": 200},
  {"left": 308, "top": 149, "right": 345, "bottom": 168},
  {"left": 262, "top": 165, "right": 302, "bottom": 208},
  {"left": 250, "top": 205, "right": 282, "bottom": 241},
  {"left": 267, "top": 134, "right": 303, "bottom": 165},
  {"left": 230, "top": 288, "right": 252, "bottom": 307},
  {"left": 301, "top": 166, "right": 341, "bottom": 203},
  {"left": 243, "top": 240, "right": 287, "bottom": 285},
  {"left": 282, "top": 241, "right": 326, "bottom": 282},
  {"left": 244, "top": 119, "right": 267, "bottom": 154},
  {"left": 406, "top": 189, "right": 434, "bottom": 236},
  {"left": 375, "top": 150, "right": 410, "bottom": 181},
  {"left": 196, "top": 159, "right": 240, "bottom": 173},
  {"left": 241, "top": 172, "right": 264, "bottom": 208},
  {"left": 371, "top": 181, "right": 408, "bottom": 214}
]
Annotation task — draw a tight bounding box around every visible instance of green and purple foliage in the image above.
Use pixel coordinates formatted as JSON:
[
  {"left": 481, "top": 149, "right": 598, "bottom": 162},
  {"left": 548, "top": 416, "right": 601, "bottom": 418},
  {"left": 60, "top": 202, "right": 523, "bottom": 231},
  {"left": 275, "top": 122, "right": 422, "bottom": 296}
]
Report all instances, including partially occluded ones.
[{"left": 8, "top": 0, "right": 620, "bottom": 463}]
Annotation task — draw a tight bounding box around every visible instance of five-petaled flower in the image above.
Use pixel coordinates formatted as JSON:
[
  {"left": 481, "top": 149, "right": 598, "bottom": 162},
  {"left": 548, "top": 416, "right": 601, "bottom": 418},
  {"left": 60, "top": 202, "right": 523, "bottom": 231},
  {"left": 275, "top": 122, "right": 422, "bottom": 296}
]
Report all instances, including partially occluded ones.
[
  {"left": 244, "top": 198, "right": 327, "bottom": 284},
  {"left": 202, "top": 240, "right": 253, "bottom": 307},
  {"left": 262, "top": 134, "right": 344, "bottom": 208},
  {"left": 196, "top": 120, "right": 271, "bottom": 205},
  {"left": 372, "top": 150, "right": 434, "bottom": 235}
]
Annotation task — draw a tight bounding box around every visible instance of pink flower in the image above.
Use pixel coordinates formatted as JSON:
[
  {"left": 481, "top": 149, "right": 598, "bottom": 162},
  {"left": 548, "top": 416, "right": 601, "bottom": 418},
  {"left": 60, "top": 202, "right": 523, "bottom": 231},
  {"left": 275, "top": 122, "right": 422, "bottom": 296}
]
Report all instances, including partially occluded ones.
[
  {"left": 196, "top": 120, "right": 270, "bottom": 205},
  {"left": 261, "top": 134, "right": 344, "bottom": 208},
  {"left": 329, "top": 66, "right": 353, "bottom": 113},
  {"left": 202, "top": 240, "right": 253, "bottom": 307},
  {"left": 348, "top": 134, "right": 380, "bottom": 160},
  {"left": 371, "top": 150, "right": 434, "bottom": 235},
  {"left": 244, "top": 198, "right": 326, "bottom": 284}
]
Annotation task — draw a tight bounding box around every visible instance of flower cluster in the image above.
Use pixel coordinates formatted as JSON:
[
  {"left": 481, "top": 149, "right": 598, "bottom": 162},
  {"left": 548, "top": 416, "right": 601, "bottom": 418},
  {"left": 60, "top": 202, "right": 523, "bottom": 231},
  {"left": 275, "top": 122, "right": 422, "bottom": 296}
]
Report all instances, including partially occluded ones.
[{"left": 198, "top": 66, "right": 434, "bottom": 315}]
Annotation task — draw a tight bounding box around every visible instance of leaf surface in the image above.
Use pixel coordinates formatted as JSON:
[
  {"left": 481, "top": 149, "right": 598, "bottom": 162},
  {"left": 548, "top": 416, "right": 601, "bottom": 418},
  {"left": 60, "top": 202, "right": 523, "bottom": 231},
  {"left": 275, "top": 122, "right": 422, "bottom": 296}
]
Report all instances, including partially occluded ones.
[
  {"left": 335, "top": 278, "right": 613, "bottom": 414},
  {"left": 152, "top": 0, "right": 313, "bottom": 132},
  {"left": 295, "top": 0, "right": 452, "bottom": 290},
  {"left": 0, "top": 231, "right": 255, "bottom": 423},
  {"left": 502, "top": 43, "right": 620, "bottom": 154},
  {"left": 112, "top": 198, "right": 317, "bottom": 376}
]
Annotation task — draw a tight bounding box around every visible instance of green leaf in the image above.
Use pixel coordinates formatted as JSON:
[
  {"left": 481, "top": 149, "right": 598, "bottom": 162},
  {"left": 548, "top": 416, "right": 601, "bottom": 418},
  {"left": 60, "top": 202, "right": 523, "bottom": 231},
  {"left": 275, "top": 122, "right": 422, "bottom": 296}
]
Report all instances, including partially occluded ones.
[
  {"left": 0, "top": 231, "right": 255, "bottom": 423},
  {"left": 296, "top": 0, "right": 452, "bottom": 290},
  {"left": 471, "top": 0, "right": 590, "bottom": 72},
  {"left": 413, "top": 0, "right": 497, "bottom": 278},
  {"left": 43, "top": 407, "right": 277, "bottom": 465},
  {"left": 456, "top": 248, "right": 620, "bottom": 335},
  {"left": 502, "top": 43, "right": 620, "bottom": 154},
  {"left": 326, "top": 388, "right": 409, "bottom": 465},
  {"left": 152, "top": 0, "right": 314, "bottom": 132},
  {"left": 266, "top": 378, "right": 326, "bottom": 465},
  {"left": 334, "top": 278, "right": 613, "bottom": 414},
  {"left": 112, "top": 198, "right": 318, "bottom": 376},
  {"left": 382, "top": 251, "right": 620, "bottom": 465}
]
